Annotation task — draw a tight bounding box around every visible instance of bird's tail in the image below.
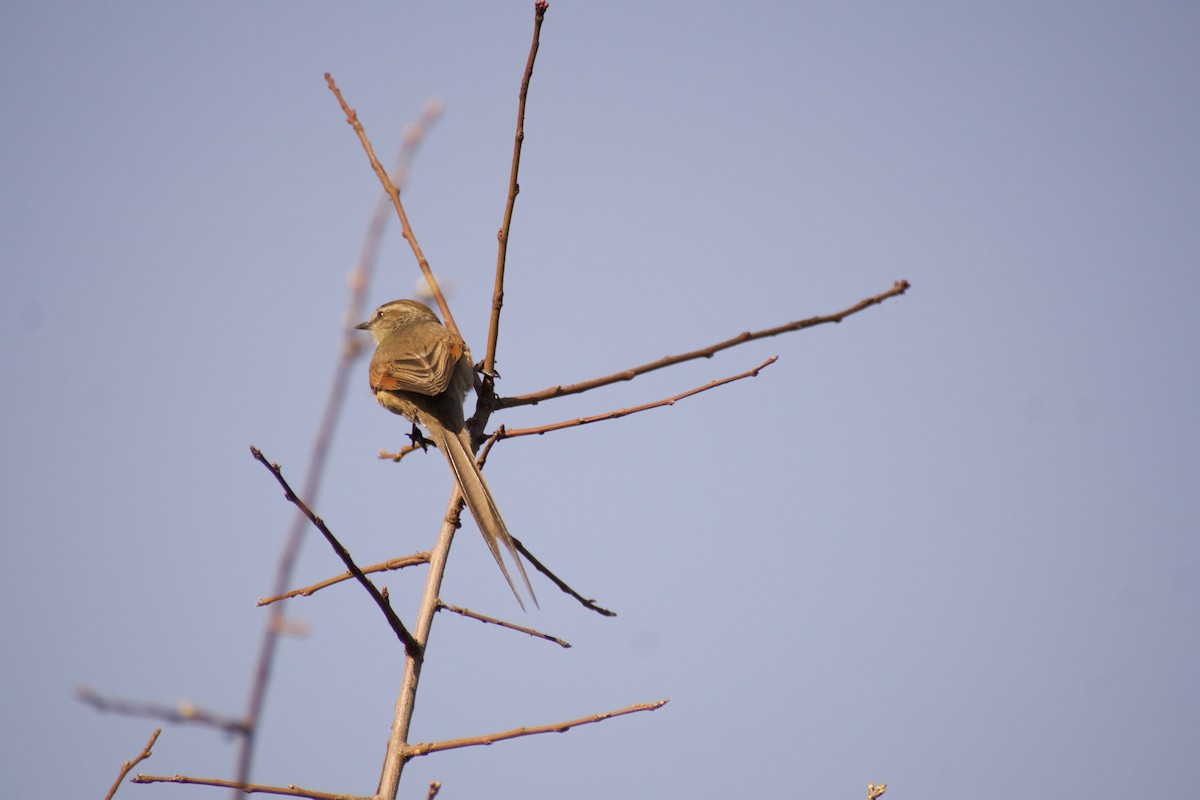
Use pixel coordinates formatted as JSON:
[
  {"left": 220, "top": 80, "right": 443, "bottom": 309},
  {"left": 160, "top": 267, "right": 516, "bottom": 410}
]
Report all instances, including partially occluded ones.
[{"left": 435, "top": 426, "right": 538, "bottom": 610}]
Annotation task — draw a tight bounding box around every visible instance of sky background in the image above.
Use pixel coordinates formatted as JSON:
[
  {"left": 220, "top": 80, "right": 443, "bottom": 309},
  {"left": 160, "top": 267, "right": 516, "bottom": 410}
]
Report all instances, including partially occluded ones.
[{"left": 2, "top": 1, "right": 1198, "bottom": 798}]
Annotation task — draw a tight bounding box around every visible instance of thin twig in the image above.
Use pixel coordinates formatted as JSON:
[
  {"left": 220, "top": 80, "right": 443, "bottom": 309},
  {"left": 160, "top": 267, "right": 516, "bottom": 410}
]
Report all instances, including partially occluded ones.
[
  {"left": 437, "top": 601, "right": 572, "bottom": 648},
  {"left": 132, "top": 773, "right": 370, "bottom": 800},
  {"left": 378, "top": 443, "right": 428, "bottom": 462},
  {"left": 426, "top": 783, "right": 442, "bottom": 800},
  {"left": 476, "top": 425, "right": 618, "bottom": 617},
  {"left": 868, "top": 783, "right": 888, "bottom": 800},
  {"left": 403, "top": 700, "right": 669, "bottom": 757},
  {"left": 501, "top": 279, "right": 910, "bottom": 409},
  {"left": 104, "top": 728, "right": 161, "bottom": 800},
  {"left": 483, "top": 0, "right": 549, "bottom": 381},
  {"left": 469, "top": 357, "right": 779, "bottom": 617},
  {"left": 236, "top": 104, "right": 439, "bottom": 790},
  {"left": 502, "top": 356, "right": 777, "bottom": 439},
  {"left": 257, "top": 552, "right": 431, "bottom": 607},
  {"left": 509, "top": 533, "right": 617, "bottom": 616},
  {"left": 250, "top": 446, "right": 422, "bottom": 660},
  {"left": 325, "top": 73, "right": 458, "bottom": 336},
  {"left": 78, "top": 687, "right": 249, "bottom": 735}
]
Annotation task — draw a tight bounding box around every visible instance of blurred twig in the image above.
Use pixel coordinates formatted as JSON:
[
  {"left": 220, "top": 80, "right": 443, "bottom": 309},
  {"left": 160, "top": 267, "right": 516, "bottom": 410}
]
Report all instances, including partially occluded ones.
[{"left": 78, "top": 688, "right": 249, "bottom": 735}]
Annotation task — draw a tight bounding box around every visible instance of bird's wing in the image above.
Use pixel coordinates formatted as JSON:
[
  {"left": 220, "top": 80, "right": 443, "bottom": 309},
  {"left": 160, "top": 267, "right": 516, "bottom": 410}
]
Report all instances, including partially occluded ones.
[{"left": 369, "top": 324, "right": 465, "bottom": 397}]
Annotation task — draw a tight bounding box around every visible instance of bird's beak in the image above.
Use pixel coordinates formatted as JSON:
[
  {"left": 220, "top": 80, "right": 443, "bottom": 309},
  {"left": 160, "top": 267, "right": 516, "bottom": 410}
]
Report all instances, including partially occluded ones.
[{"left": 354, "top": 319, "right": 372, "bottom": 331}]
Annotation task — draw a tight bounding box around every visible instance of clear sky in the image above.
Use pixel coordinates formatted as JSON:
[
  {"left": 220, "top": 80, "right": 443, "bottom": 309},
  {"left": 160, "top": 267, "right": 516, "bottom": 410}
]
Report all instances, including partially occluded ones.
[{"left": 2, "top": 2, "right": 1198, "bottom": 798}]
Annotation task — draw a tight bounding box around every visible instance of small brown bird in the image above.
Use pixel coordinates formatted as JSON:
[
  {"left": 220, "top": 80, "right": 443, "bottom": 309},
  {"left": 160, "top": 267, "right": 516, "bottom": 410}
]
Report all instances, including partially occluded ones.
[{"left": 356, "top": 299, "right": 536, "bottom": 609}]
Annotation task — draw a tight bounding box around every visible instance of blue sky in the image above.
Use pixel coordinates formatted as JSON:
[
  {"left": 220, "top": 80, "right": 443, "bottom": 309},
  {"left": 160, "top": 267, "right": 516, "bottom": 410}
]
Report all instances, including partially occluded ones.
[{"left": 2, "top": 2, "right": 1198, "bottom": 798}]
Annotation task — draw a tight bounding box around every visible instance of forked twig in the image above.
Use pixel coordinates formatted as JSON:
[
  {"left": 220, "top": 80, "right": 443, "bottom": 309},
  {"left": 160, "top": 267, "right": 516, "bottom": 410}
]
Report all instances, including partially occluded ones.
[
  {"left": 104, "top": 728, "right": 161, "bottom": 800},
  {"left": 500, "top": 356, "right": 777, "bottom": 439},
  {"left": 501, "top": 280, "right": 910, "bottom": 409},
  {"left": 250, "top": 446, "right": 422, "bottom": 660},
  {"left": 403, "top": 700, "right": 669, "bottom": 757},
  {"left": 437, "top": 601, "right": 572, "bottom": 648}
]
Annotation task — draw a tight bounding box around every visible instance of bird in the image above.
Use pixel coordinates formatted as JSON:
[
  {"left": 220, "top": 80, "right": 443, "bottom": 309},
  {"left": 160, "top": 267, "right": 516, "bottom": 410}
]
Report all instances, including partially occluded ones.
[{"left": 356, "top": 298, "right": 536, "bottom": 609}]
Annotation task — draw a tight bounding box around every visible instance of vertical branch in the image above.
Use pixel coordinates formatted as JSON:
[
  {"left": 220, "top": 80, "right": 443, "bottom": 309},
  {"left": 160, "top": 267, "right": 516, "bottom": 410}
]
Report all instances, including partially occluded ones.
[
  {"left": 376, "top": 492, "right": 464, "bottom": 800},
  {"left": 482, "top": 1, "right": 549, "bottom": 384},
  {"left": 232, "top": 107, "right": 440, "bottom": 792}
]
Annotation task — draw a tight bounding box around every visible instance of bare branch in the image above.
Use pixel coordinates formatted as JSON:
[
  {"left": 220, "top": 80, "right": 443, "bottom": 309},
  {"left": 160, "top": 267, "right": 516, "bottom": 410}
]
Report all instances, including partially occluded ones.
[
  {"left": 501, "top": 279, "right": 910, "bottom": 409},
  {"left": 104, "top": 728, "right": 161, "bottom": 800},
  {"left": 250, "top": 446, "right": 422, "bottom": 660},
  {"left": 78, "top": 687, "right": 249, "bottom": 735},
  {"left": 501, "top": 356, "right": 777, "bottom": 439},
  {"left": 257, "top": 552, "right": 430, "bottom": 607},
  {"left": 868, "top": 783, "right": 888, "bottom": 800},
  {"left": 483, "top": 0, "right": 549, "bottom": 379},
  {"left": 403, "top": 700, "right": 669, "bottom": 757},
  {"left": 463, "top": 358, "right": 778, "bottom": 618},
  {"left": 132, "top": 773, "right": 370, "bottom": 800},
  {"left": 426, "top": 782, "right": 442, "bottom": 800},
  {"left": 325, "top": 73, "right": 458, "bottom": 336},
  {"left": 375, "top": 492, "right": 463, "bottom": 798},
  {"left": 437, "top": 601, "right": 572, "bottom": 648}
]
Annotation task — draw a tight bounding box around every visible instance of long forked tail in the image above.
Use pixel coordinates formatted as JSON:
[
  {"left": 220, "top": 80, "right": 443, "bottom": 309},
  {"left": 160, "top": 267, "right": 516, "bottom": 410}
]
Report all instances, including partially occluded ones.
[{"left": 435, "top": 426, "right": 538, "bottom": 610}]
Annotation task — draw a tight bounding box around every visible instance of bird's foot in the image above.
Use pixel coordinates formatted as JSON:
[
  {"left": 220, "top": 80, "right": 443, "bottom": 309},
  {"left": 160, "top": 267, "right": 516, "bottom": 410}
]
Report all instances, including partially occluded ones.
[{"left": 408, "top": 424, "right": 432, "bottom": 452}]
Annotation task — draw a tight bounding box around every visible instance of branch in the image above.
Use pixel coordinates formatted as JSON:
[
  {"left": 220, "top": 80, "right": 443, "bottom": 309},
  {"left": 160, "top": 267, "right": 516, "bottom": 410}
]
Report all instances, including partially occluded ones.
[
  {"left": 375, "top": 492, "right": 463, "bottom": 798},
  {"left": 501, "top": 279, "right": 910, "bottom": 409},
  {"left": 132, "top": 773, "right": 370, "bottom": 800},
  {"left": 256, "top": 552, "right": 430, "bottom": 607},
  {"left": 250, "top": 446, "right": 422, "bottom": 660},
  {"left": 500, "top": 356, "right": 777, "bottom": 439},
  {"left": 437, "top": 601, "right": 572, "bottom": 648},
  {"left": 483, "top": 0, "right": 549, "bottom": 379},
  {"left": 104, "top": 728, "right": 161, "bottom": 800},
  {"left": 403, "top": 700, "right": 669, "bottom": 757},
  {"left": 77, "top": 687, "right": 249, "bottom": 735},
  {"left": 325, "top": 73, "right": 458, "bottom": 336}
]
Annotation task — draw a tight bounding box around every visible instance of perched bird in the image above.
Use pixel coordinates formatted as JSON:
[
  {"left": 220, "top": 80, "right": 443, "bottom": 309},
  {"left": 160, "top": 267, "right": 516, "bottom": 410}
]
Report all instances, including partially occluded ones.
[{"left": 356, "top": 299, "right": 536, "bottom": 609}]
